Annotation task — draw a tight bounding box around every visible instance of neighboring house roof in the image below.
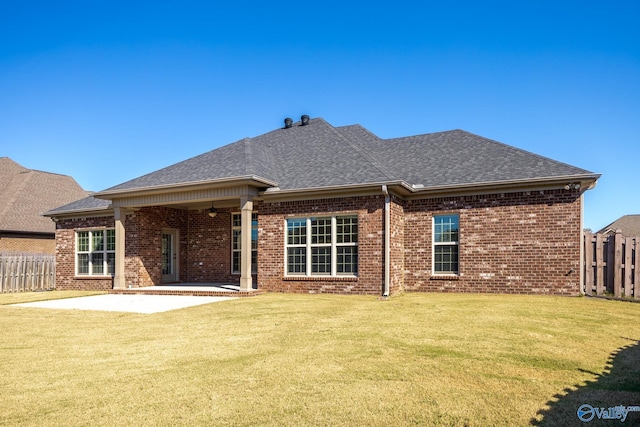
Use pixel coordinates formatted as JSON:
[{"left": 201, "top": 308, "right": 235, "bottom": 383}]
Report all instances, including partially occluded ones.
[
  {"left": 96, "top": 117, "right": 598, "bottom": 196},
  {"left": 0, "top": 157, "right": 89, "bottom": 234},
  {"left": 597, "top": 215, "right": 640, "bottom": 237}
]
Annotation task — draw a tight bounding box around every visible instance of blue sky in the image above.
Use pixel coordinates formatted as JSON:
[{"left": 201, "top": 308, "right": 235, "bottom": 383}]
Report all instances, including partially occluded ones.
[{"left": 1, "top": 1, "right": 638, "bottom": 231}]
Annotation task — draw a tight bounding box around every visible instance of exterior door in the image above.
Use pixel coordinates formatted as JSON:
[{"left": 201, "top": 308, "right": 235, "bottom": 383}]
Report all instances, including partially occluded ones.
[{"left": 161, "top": 230, "right": 179, "bottom": 282}]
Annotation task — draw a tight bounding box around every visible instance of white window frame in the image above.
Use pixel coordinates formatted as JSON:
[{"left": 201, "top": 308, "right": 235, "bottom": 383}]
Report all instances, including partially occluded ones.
[
  {"left": 432, "top": 214, "right": 460, "bottom": 275},
  {"left": 231, "top": 212, "right": 258, "bottom": 275},
  {"left": 75, "top": 228, "right": 115, "bottom": 276},
  {"left": 285, "top": 215, "right": 358, "bottom": 277}
]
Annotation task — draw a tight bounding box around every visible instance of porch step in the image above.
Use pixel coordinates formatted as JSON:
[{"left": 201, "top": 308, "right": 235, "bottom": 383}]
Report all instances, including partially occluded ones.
[{"left": 108, "top": 288, "right": 264, "bottom": 298}]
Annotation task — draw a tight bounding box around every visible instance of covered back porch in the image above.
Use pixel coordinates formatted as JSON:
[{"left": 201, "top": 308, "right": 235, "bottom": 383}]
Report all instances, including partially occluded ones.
[{"left": 96, "top": 178, "right": 271, "bottom": 293}]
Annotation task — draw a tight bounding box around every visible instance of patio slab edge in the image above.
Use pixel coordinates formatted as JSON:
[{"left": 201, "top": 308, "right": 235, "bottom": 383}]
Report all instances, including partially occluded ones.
[{"left": 109, "top": 288, "right": 264, "bottom": 297}]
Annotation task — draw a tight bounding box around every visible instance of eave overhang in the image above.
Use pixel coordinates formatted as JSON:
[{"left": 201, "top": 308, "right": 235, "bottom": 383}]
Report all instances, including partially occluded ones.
[
  {"left": 42, "top": 205, "right": 115, "bottom": 220},
  {"left": 0, "top": 229, "right": 55, "bottom": 237},
  {"left": 259, "top": 173, "right": 601, "bottom": 202},
  {"left": 91, "top": 175, "right": 279, "bottom": 209},
  {"left": 43, "top": 172, "right": 600, "bottom": 217},
  {"left": 93, "top": 175, "right": 279, "bottom": 199},
  {"left": 403, "top": 173, "right": 601, "bottom": 199},
  {"left": 259, "top": 181, "right": 414, "bottom": 202}
]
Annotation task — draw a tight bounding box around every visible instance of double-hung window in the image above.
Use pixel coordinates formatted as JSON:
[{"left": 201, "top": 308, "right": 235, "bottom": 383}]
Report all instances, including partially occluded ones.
[
  {"left": 76, "top": 229, "right": 115, "bottom": 276},
  {"left": 231, "top": 213, "right": 258, "bottom": 274},
  {"left": 433, "top": 214, "right": 459, "bottom": 275},
  {"left": 286, "top": 215, "right": 358, "bottom": 276}
]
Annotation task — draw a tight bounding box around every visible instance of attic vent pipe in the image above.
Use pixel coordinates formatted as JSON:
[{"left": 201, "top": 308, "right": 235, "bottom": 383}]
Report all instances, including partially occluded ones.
[
  {"left": 301, "top": 115, "right": 310, "bottom": 126},
  {"left": 284, "top": 118, "right": 293, "bottom": 129}
]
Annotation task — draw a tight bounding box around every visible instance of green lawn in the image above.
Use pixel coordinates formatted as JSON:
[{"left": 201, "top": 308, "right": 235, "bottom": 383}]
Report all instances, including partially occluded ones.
[{"left": 1, "top": 291, "right": 639, "bottom": 426}]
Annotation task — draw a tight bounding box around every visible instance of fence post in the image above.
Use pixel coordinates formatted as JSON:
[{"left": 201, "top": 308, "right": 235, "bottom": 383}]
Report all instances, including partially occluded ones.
[
  {"left": 584, "top": 231, "right": 594, "bottom": 295},
  {"left": 613, "top": 230, "right": 623, "bottom": 298},
  {"left": 0, "top": 257, "right": 5, "bottom": 292},
  {"left": 596, "top": 233, "right": 604, "bottom": 295},
  {"left": 634, "top": 237, "right": 639, "bottom": 299},
  {"left": 44, "top": 256, "right": 50, "bottom": 290},
  {"left": 606, "top": 234, "right": 613, "bottom": 293},
  {"left": 26, "top": 256, "right": 33, "bottom": 291},
  {"left": 624, "top": 236, "right": 633, "bottom": 297},
  {"left": 34, "top": 257, "right": 41, "bottom": 290}
]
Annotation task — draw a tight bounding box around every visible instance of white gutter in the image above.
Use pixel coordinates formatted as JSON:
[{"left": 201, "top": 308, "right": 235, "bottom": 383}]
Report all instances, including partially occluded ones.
[
  {"left": 43, "top": 206, "right": 114, "bottom": 219},
  {"left": 262, "top": 180, "right": 412, "bottom": 195},
  {"left": 382, "top": 185, "right": 391, "bottom": 297},
  {"left": 260, "top": 174, "right": 600, "bottom": 200},
  {"left": 409, "top": 174, "right": 601, "bottom": 194}
]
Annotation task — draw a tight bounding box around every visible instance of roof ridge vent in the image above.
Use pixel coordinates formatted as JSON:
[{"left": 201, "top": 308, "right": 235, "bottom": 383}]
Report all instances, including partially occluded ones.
[
  {"left": 300, "top": 115, "right": 310, "bottom": 126},
  {"left": 284, "top": 118, "right": 293, "bottom": 129}
]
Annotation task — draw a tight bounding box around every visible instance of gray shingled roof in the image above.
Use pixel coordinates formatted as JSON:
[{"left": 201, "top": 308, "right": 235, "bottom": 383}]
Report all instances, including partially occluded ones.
[
  {"left": 98, "top": 117, "right": 596, "bottom": 195},
  {"left": 0, "top": 158, "right": 89, "bottom": 232},
  {"left": 362, "top": 129, "right": 592, "bottom": 188},
  {"left": 597, "top": 215, "right": 640, "bottom": 237},
  {"left": 45, "top": 195, "right": 112, "bottom": 215}
]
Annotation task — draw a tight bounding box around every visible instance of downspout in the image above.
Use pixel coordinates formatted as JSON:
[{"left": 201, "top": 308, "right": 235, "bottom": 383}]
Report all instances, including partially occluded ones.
[
  {"left": 186, "top": 210, "right": 190, "bottom": 283},
  {"left": 579, "top": 192, "right": 585, "bottom": 294},
  {"left": 382, "top": 185, "right": 391, "bottom": 297}
]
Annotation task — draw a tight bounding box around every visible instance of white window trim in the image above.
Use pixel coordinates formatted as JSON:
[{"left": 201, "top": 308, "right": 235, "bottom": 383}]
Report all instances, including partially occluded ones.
[
  {"left": 285, "top": 215, "right": 358, "bottom": 277},
  {"left": 432, "top": 214, "right": 460, "bottom": 275},
  {"left": 231, "top": 212, "right": 258, "bottom": 275},
  {"left": 75, "top": 228, "right": 115, "bottom": 277}
]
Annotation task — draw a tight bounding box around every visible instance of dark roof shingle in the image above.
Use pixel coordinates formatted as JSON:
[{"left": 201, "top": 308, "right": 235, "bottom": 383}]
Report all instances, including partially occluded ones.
[
  {"left": 370, "top": 129, "right": 592, "bottom": 188},
  {"left": 45, "top": 196, "right": 111, "bottom": 215},
  {"left": 96, "top": 117, "right": 597, "bottom": 195},
  {"left": 597, "top": 215, "right": 640, "bottom": 237},
  {"left": 0, "top": 158, "right": 89, "bottom": 233}
]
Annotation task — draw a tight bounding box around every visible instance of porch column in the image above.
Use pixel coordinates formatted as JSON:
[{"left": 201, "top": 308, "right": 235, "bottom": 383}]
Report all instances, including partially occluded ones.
[
  {"left": 240, "top": 196, "right": 253, "bottom": 291},
  {"left": 113, "top": 207, "right": 126, "bottom": 289}
]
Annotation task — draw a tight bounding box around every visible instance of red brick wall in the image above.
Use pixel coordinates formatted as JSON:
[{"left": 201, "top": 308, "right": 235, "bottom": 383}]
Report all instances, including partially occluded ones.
[
  {"left": 54, "top": 207, "right": 248, "bottom": 290},
  {"left": 126, "top": 206, "right": 245, "bottom": 287},
  {"left": 185, "top": 208, "right": 247, "bottom": 284},
  {"left": 53, "top": 189, "right": 583, "bottom": 295},
  {"left": 258, "top": 196, "right": 385, "bottom": 294},
  {"left": 389, "top": 196, "right": 405, "bottom": 294},
  {"left": 0, "top": 235, "right": 55, "bottom": 254},
  {"left": 128, "top": 207, "right": 189, "bottom": 287},
  {"left": 403, "top": 189, "right": 583, "bottom": 295},
  {"left": 55, "top": 216, "right": 115, "bottom": 291}
]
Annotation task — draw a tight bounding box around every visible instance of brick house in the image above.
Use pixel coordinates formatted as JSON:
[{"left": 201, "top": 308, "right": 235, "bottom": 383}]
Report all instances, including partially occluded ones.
[
  {"left": 0, "top": 157, "right": 88, "bottom": 254},
  {"left": 45, "top": 116, "right": 599, "bottom": 295}
]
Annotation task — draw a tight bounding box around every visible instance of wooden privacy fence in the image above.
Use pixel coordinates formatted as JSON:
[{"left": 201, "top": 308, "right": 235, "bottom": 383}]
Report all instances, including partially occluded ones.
[
  {"left": 583, "top": 230, "right": 639, "bottom": 299},
  {"left": 0, "top": 254, "right": 56, "bottom": 293}
]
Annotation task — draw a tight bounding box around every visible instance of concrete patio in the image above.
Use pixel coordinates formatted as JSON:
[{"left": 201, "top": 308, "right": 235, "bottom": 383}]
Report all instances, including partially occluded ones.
[
  {"left": 11, "top": 293, "right": 237, "bottom": 314},
  {"left": 109, "top": 283, "right": 264, "bottom": 297}
]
